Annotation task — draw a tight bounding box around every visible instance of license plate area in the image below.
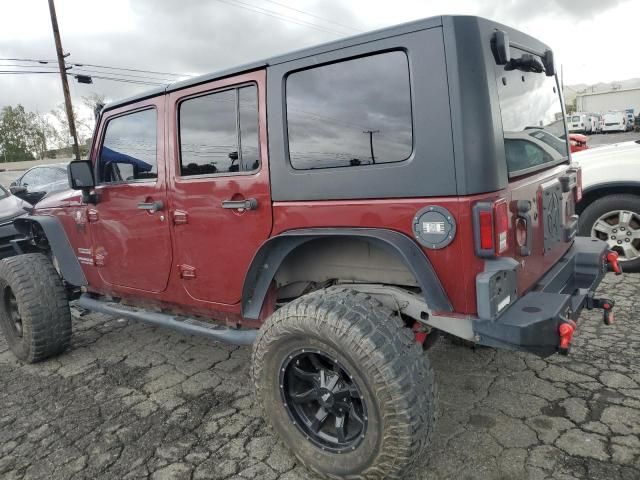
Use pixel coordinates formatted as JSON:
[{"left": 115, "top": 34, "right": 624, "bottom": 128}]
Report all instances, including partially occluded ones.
[{"left": 541, "top": 180, "right": 563, "bottom": 252}]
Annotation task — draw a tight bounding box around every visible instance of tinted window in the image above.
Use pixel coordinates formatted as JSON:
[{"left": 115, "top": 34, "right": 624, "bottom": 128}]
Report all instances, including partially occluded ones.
[
  {"left": 179, "top": 85, "right": 259, "bottom": 176},
  {"left": 98, "top": 109, "right": 157, "bottom": 184},
  {"left": 286, "top": 51, "right": 413, "bottom": 170},
  {"left": 495, "top": 48, "right": 568, "bottom": 176}
]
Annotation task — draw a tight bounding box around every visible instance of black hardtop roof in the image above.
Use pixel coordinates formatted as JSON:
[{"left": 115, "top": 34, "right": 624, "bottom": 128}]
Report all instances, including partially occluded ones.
[
  {"left": 103, "top": 15, "right": 444, "bottom": 112},
  {"left": 102, "top": 14, "right": 548, "bottom": 112}
]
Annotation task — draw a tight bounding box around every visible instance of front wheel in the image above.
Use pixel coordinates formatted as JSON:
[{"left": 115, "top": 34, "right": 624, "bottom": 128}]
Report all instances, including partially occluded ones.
[
  {"left": 0, "top": 253, "right": 71, "bottom": 363},
  {"left": 252, "top": 287, "right": 436, "bottom": 479},
  {"left": 579, "top": 194, "right": 640, "bottom": 272}
]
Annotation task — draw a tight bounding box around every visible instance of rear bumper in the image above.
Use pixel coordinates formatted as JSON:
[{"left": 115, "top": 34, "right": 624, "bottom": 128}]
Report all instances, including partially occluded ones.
[{"left": 473, "top": 237, "right": 609, "bottom": 356}]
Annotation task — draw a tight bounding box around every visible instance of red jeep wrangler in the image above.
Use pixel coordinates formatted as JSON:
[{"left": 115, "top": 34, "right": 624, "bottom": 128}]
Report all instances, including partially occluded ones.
[{"left": 0, "top": 15, "right": 620, "bottom": 480}]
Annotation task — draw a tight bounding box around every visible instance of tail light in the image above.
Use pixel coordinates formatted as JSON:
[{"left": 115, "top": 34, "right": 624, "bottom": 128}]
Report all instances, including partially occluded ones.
[{"left": 473, "top": 199, "right": 509, "bottom": 257}]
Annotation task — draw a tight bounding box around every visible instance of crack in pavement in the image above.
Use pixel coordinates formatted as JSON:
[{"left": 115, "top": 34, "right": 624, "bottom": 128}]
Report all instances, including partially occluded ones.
[{"left": 0, "top": 273, "right": 639, "bottom": 479}]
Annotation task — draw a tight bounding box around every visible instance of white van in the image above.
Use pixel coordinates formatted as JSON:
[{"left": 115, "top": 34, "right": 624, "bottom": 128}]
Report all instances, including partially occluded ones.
[
  {"left": 602, "top": 111, "right": 627, "bottom": 133},
  {"left": 589, "top": 114, "right": 602, "bottom": 134},
  {"left": 567, "top": 113, "right": 588, "bottom": 133}
]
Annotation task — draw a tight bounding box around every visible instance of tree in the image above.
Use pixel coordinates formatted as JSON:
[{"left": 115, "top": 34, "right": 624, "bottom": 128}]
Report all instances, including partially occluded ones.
[
  {"left": 0, "top": 105, "right": 35, "bottom": 162},
  {"left": 49, "top": 93, "right": 105, "bottom": 151},
  {"left": 0, "top": 105, "right": 58, "bottom": 162}
]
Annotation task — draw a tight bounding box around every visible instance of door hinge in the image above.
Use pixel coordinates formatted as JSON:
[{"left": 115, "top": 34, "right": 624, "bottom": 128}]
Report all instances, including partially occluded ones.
[
  {"left": 179, "top": 264, "right": 196, "bottom": 279},
  {"left": 87, "top": 208, "right": 99, "bottom": 222},
  {"left": 173, "top": 210, "right": 188, "bottom": 225}
]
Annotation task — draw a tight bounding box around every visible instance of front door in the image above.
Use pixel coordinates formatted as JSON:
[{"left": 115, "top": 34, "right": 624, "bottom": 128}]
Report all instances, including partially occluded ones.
[
  {"left": 89, "top": 98, "right": 172, "bottom": 293},
  {"left": 167, "top": 70, "right": 272, "bottom": 305}
]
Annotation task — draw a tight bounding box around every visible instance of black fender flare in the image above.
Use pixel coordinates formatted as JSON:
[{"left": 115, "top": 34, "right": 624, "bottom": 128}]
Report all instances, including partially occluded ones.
[
  {"left": 241, "top": 228, "right": 453, "bottom": 320},
  {"left": 13, "top": 215, "right": 87, "bottom": 287}
]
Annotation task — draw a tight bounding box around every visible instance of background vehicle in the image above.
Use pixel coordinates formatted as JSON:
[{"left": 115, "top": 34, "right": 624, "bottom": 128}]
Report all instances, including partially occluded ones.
[
  {"left": 626, "top": 111, "right": 635, "bottom": 131},
  {"left": 635, "top": 114, "right": 640, "bottom": 132},
  {"left": 9, "top": 163, "right": 69, "bottom": 205},
  {"left": 602, "top": 111, "right": 628, "bottom": 132},
  {"left": 567, "top": 113, "right": 588, "bottom": 133},
  {"left": 0, "top": 15, "right": 616, "bottom": 480},
  {"left": 589, "top": 113, "right": 602, "bottom": 133},
  {"left": 0, "top": 184, "right": 29, "bottom": 258},
  {"left": 575, "top": 140, "right": 640, "bottom": 270}
]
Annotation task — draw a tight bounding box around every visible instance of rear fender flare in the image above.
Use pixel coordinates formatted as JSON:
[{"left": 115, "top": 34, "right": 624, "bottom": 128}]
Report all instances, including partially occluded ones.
[
  {"left": 241, "top": 228, "right": 453, "bottom": 320},
  {"left": 13, "top": 216, "right": 87, "bottom": 286}
]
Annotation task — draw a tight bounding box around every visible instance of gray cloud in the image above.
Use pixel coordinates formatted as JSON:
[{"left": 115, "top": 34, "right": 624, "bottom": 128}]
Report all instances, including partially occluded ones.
[
  {"left": 0, "top": 0, "right": 361, "bottom": 115},
  {"left": 481, "top": 0, "right": 628, "bottom": 21}
]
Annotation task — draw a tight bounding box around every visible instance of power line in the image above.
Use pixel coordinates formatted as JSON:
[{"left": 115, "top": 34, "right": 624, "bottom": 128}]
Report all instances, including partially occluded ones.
[
  {"left": 258, "top": 0, "right": 361, "bottom": 33},
  {"left": 212, "top": 0, "right": 349, "bottom": 36},
  {"left": 0, "top": 70, "right": 60, "bottom": 74},
  {"left": 0, "top": 57, "right": 57, "bottom": 63},
  {"left": 85, "top": 74, "right": 165, "bottom": 86},
  {"left": 0, "top": 69, "right": 164, "bottom": 85},
  {"left": 67, "top": 61, "right": 187, "bottom": 78},
  {"left": 0, "top": 63, "right": 59, "bottom": 69},
  {"left": 0, "top": 57, "right": 187, "bottom": 78},
  {"left": 1, "top": 62, "right": 176, "bottom": 83},
  {"left": 72, "top": 67, "right": 174, "bottom": 82}
]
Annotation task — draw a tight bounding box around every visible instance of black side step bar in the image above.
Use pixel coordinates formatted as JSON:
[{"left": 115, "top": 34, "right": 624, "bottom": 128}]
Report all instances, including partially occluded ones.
[{"left": 77, "top": 294, "right": 257, "bottom": 346}]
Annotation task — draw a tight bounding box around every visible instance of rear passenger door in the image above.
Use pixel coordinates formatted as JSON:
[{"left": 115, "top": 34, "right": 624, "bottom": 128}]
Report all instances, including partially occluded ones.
[{"left": 167, "top": 70, "right": 272, "bottom": 305}]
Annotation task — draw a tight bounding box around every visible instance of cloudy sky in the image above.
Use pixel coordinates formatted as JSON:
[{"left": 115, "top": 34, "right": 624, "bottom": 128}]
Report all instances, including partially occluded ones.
[{"left": 1, "top": 0, "right": 638, "bottom": 117}]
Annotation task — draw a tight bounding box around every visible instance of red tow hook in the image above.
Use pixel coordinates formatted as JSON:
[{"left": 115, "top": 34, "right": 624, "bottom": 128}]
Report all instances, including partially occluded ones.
[
  {"left": 558, "top": 319, "right": 577, "bottom": 355},
  {"left": 607, "top": 250, "right": 623, "bottom": 275},
  {"left": 412, "top": 322, "right": 428, "bottom": 345}
]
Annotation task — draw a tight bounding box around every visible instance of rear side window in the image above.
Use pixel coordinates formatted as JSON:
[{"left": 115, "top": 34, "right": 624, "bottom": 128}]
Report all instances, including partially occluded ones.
[
  {"left": 179, "top": 85, "right": 259, "bottom": 176},
  {"left": 286, "top": 51, "right": 413, "bottom": 170},
  {"left": 98, "top": 108, "right": 157, "bottom": 184}
]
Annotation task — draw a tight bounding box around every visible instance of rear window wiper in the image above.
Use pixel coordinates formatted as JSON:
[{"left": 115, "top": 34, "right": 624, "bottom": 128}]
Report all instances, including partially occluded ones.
[{"left": 505, "top": 53, "right": 544, "bottom": 74}]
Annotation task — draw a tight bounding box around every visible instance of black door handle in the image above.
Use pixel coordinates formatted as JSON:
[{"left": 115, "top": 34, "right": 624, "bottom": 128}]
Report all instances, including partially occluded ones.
[
  {"left": 222, "top": 198, "right": 258, "bottom": 210},
  {"left": 137, "top": 200, "right": 164, "bottom": 213}
]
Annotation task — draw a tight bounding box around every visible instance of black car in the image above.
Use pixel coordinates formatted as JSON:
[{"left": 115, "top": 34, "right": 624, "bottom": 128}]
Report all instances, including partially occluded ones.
[
  {"left": 9, "top": 163, "right": 69, "bottom": 205},
  {"left": 0, "top": 184, "right": 30, "bottom": 258}
]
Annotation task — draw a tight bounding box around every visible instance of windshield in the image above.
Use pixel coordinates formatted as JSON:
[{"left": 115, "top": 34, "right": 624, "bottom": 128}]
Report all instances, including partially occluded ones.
[
  {"left": 572, "top": 116, "right": 580, "bottom": 122},
  {"left": 495, "top": 48, "right": 568, "bottom": 177}
]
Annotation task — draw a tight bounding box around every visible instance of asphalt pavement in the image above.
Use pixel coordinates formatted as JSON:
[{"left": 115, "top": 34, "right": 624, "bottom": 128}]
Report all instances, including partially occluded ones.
[{"left": 0, "top": 273, "right": 639, "bottom": 480}]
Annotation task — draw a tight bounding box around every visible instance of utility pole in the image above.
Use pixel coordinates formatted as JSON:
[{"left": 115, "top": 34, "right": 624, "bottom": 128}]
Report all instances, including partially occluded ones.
[
  {"left": 48, "top": 0, "right": 80, "bottom": 161},
  {"left": 363, "top": 129, "right": 379, "bottom": 164}
]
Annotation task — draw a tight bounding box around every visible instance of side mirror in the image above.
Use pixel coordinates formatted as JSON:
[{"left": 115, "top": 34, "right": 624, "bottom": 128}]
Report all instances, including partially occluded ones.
[
  {"left": 68, "top": 160, "right": 95, "bottom": 190},
  {"left": 9, "top": 185, "right": 27, "bottom": 195},
  {"left": 68, "top": 160, "right": 97, "bottom": 203},
  {"left": 492, "top": 30, "right": 511, "bottom": 65},
  {"left": 543, "top": 49, "right": 555, "bottom": 77}
]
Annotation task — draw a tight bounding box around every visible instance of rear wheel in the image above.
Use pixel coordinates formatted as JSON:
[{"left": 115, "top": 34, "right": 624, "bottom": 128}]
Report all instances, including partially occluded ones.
[
  {"left": 0, "top": 253, "right": 71, "bottom": 363},
  {"left": 252, "top": 287, "right": 436, "bottom": 479},
  {"left": 579, "top": 194, "right": 640, "bottom": 272}
]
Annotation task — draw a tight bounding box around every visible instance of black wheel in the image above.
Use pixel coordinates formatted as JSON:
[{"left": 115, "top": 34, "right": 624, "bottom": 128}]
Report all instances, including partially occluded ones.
[
  {"left": 579, "top": 194, "right": 640, "bottom": 272},
  {"left": 0, "top": 253, "right": 71, "bottom": 363},
  {"left": 252, "top": 287, "right": 436, "bottom": 479}
]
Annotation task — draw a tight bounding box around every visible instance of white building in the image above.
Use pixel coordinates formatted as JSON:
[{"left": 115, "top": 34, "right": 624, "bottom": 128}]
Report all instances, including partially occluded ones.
[{"left": 576, "top": 87, "right": 640, "bottom": 114}]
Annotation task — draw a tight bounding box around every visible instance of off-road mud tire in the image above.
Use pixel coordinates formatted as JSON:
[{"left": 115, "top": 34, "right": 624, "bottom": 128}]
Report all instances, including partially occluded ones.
[
  {"left": 0, "top": 253, "right": 71, "bottom": 363},
  {"left": 252, "top": 287, "right": 437, "bottom": 479}
]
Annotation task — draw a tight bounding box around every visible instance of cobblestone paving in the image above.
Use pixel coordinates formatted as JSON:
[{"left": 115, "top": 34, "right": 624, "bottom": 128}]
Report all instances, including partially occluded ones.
[{"left": 0, "top": 273, "right": 639, "bottom": 480}]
